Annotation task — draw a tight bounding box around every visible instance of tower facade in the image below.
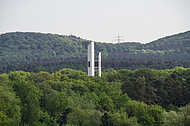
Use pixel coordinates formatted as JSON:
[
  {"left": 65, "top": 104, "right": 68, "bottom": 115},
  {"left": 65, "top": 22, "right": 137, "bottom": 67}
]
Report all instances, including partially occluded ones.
[
  {"left": 87, "top": 42, "right": 101, "bottom": 77},
  {"left": 98, "top": 52, "right": 101, "bottom": 77},
  {"left": 88, "top": 42, "right": 94, "bottom": 76}
]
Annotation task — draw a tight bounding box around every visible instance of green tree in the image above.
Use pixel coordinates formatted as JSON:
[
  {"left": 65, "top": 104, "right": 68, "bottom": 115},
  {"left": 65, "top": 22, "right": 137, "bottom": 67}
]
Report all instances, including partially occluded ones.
[
  {"left": 46, "top": 91, "right": 68, "bottom": 117},
  {"left": 125, "top": 100, "right": 164, "bottom": 126},
  {"left": 13, "top": 81, "right": 42, "bottom": 125},
  {"left": 111, "top": 112, "right": 140, "bottom": 126},
  {"left": 162, "top": 104, "right": 190, "bottom": 126},
  {"left": 0, "top": 112, "right": 10, "bottom": 126},
  {"left": 0, "top": 86, "right": 21, "bottom": 126},
  {"left": 133, "top": 77, "right": 146, "bottom": 102},
  {"left": 28, "top": 71, "right": 54, "bottom": 83},
  {"left": 101, "top": 112, "right": 114, "bottom": 126},
  {"left": 67, "top": 108, "right": 102, "bottom": 126},
  {"left": 162, "top": 111, "right": 183, "bottom": 126},
  {"left": 8, "top": 71, "right": 30, "bottom": 81},
  {"left": 67, "top": 93, "right": 102, "bottom": 126},
  {"left": 178, "top": 104, "right": 190, "bottom": 126}
]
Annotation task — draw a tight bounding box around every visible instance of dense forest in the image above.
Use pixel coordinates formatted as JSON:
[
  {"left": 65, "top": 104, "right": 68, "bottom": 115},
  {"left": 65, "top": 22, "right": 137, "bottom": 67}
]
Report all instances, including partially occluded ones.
[
  {"left": 0, "top": 30, "right": 190, "bottom": 73},
  {"left": 0, "top": 67, "right": 190, "bottom": 125}
]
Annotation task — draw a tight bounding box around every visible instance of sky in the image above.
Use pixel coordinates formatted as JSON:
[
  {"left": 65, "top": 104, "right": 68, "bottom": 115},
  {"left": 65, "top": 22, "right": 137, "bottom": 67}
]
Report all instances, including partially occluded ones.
[{"left": 0, "top": 0, "right": 190, "bottom": 43}]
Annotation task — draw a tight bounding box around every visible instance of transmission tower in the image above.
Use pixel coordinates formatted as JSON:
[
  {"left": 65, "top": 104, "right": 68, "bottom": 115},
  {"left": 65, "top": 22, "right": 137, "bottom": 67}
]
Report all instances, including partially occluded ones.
[{"left": 113, "top": 34, "right": 125, "bottom": 43}]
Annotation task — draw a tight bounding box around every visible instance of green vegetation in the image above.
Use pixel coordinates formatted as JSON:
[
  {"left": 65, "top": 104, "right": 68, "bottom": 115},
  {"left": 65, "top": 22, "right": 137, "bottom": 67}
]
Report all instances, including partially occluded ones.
[
  {"left": 0, "top": 67, "right": 190, "bottom": 125},
  {"left": 0, "top": 31, "right": 189, "bottom": 125},
  {"left": 0, "top": 31, "right": 190, "bottom": 73}
]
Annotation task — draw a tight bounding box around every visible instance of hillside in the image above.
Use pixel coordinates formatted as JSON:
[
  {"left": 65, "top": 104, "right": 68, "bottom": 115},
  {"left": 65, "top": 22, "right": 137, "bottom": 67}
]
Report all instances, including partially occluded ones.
[{"left": 0, "top": 31, "right": 190, "bottom": 73}]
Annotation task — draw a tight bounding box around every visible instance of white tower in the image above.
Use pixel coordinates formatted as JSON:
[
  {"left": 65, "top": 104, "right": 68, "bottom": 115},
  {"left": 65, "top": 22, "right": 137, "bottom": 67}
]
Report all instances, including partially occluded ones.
[
  {"left": 87, "top": 42, "right": 101, "bottom": 77},
  {"left": 98, "top": 52, "right": 101, "bottom": 77},
  {"left": 88, "top": 42, "right": 94, "bottom": 76}
]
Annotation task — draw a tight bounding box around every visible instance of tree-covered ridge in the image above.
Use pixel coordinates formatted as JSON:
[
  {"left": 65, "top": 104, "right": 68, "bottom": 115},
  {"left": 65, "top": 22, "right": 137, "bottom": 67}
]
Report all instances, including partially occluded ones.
[
  {"left": 0, "top": 30, "right": 189, "bottom": 61},
  {"left": 0, "top": 31, "right": 190, "bottom": 73},
  {"left": 0, "top": 67, "right": 190, "bottom": 125},
  {"left": 144, "top": 30, "right": 190, "bottom": 51},
  {"left": 0, "top": 32, "right": 90, "bottom": 62},
  {"left": 0, "top": 32, "right": 142, "bottom": 63}
]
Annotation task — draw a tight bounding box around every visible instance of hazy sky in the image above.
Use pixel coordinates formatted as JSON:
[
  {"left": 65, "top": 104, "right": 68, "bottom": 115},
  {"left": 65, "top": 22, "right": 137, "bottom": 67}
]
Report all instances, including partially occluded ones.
[{"left": 0, "top": 0, "right": 190, "bottom": 43}]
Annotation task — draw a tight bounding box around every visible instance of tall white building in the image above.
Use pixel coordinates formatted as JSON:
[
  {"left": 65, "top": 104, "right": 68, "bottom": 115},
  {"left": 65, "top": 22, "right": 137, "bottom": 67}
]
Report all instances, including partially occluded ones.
[
  {"left": 88, "top": 42, "right": 94, "bottom": 76},
  {"left": 88, "top": 42, "right": 101, "bottom": 77}
]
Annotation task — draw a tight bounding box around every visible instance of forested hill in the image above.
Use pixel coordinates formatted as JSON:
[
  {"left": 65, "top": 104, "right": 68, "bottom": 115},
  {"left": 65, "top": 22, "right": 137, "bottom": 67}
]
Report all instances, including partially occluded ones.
[{"left": 0, "top": 30, "right": 190, "bottom": 73}]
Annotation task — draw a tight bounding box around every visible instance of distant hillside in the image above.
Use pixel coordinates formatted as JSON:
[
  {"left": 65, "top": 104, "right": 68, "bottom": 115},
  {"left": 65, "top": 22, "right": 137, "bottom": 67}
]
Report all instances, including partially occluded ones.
[
  {"left": 142, "top": 31, "right": 190, "bottom": 61},
  {"left": 0, "top": 31, "right": 190, "bottom": 73}
]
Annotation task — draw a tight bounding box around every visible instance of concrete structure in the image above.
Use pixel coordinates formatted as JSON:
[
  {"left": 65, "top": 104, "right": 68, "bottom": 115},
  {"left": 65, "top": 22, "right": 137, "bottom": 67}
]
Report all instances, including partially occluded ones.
[
  {"left": 88, "top": 42, "right": 94, "bottom": 76},
  {"left": 88, "top": 42, "right": 101, "bottom": 77},
  {"left": 98, "top": 52, "right": 101, "bottom": 77}
]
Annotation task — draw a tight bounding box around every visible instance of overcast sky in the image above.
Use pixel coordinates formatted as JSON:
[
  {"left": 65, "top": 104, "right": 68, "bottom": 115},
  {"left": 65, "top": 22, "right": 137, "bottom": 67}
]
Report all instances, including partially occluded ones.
[{"left": 0, "top": 0, "right": 190, "bottom": 43}]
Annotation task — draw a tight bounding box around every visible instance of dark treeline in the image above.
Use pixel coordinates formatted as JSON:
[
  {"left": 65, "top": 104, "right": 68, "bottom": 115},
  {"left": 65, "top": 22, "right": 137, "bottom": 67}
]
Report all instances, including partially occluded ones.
[
  {"left": 0, "top": 67, "right": 190, "bottom": 125},
  {"left": 1, "top": 58, "right": 190, "bottom": 74}
]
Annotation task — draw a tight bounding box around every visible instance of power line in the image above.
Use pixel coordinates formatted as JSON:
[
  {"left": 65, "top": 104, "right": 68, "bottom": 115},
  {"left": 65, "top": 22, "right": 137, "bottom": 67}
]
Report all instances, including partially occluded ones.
[{"left": 113, "top": 34, "right": 125, "bottom": 43}]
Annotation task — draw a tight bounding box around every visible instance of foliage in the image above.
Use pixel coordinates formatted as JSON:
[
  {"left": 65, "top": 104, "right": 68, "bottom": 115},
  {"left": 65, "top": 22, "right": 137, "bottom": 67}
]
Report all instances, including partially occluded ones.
[
  {"left": 120, "top": 67, "right": 190, "bottom": 107},
  {"left": 0, "top": 67, "right": 190, "bottom": 125},
  {"left": 0, "top": 86, "right": 21, "bottom": 126},
  {"left": 13, "top": 81, "right": 43, "bottom": 125},
  {"left": 162, "top": 104, "right": 190, "bottom": 126}
]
